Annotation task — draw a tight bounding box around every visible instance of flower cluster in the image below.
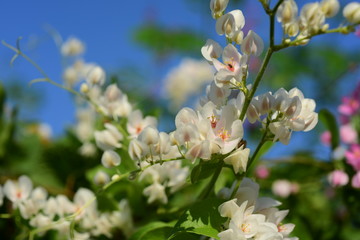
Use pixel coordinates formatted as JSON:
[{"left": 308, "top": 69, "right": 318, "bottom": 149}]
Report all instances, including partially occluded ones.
[
  {"left": 218, "top": 178, "right": 297, "bottom": 240},
  {"left": 1, "top": 175, "right": 133, "bottom": 239},
  {"left": 322, "top": 82, "right": 360, "bottom": 188},
  {"left": 247, "top": 88, "right": 318, "bottom": 144},
  {"left": 276, "top": 0, "right": 360, "bottom": 43}
]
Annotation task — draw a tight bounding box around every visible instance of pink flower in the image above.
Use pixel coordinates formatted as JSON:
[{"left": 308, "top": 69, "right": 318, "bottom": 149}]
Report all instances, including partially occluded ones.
[
  {"left": 328, "top": 170, "right": 349, "bottom": 187},
  {"left": 255, "top": 165, "right": 270, "bottom": 179},
  {"left": 356, "top": 28, "right": 360, "bottom": 38},
  {"left": 345, "top": 144, "right": 360, "bottom": 171},
  {"left": 272, "top": 180, "right": 299, "bottom": 198},
  {"left": 351, "top": 172, "right": 360, "bottom": 189},
  {"left": 340, "top": 124, "right": 358, "bottom": 144},
  {"left": 320, "top": 131, "right": 331, "bottom": 146},
  {"left": 338, "top": 96, "right": 360, "bottom": 116}
]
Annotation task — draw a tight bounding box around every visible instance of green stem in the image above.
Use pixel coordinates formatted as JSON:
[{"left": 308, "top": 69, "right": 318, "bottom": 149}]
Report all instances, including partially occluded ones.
[
  {"left": 239, "top": 48, "right": 273, "bottom": 120},
  {"left": 229, "top": 174, "right": 244, "bottom": 199},
  {"left": 273, "top": 25, "right": 358, "bottom": 52},
  {"left": 2, "top": 40, "right": 107, "bottom": 117},
  {"left": 0, "top": 213, "right": 11, "bottom": 219},
  {"left": 246, "top": 127, "right": 269, "bottom": 171},
  {"left": 199, "top": 161, "right": 224, "bottom": 199}
]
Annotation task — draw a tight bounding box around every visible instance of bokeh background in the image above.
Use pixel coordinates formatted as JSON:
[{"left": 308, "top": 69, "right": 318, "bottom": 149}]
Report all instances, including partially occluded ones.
[{"left": 1, "top": 1, "right": 360, "bottom": 239}]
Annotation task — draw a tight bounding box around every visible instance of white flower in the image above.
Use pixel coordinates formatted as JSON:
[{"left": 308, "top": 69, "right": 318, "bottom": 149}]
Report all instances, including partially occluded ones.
[
  {"left": 73, "top": 188, "right": 97, "bottom": 218},
  {"left": 143, "top": 181, "right": 168, "bottom": 204},
  {"left": 201, "top": 81, "right": 231, "bottom": 107},
  {"left": 29, "top": 213, "right": 53, "bottom": 228},
  {"left": 201, "top": 39, "right": 223, "bottom": 64},
  {"left": 138, "top": 126, "right": 160, "bottom": 146},
  {"left": 210, "top": 0, "right": 229, "bottom": 19},
  {"left": 86, "top": 66, "right": 106, "bottom": 86},
  {"left": 127, "top": 110, "right": 157, "bottom": 138},
  {"left": 219, "top": 198, "right": 241, "bottom": 218},
  {"left": 216, "top": 10, "right": 245, "bottom": 38},
  {"left": 101, "top": 150, "right": 121, "bottom": 168},
  {"left": 3, "top": 175, "right": 33, "bottom": 206},
  {"left": 79, "top": 142, "right": 97, "bottom": 157},
  {"left": 218, "top": 178, "right": 297, "bottom": 240},
  {"left": 128, "top": 139, "right": 148, "bottom": 160},
  {"left": 224, "top": 147, "right": 250, "bottom": 174},
  {"left": 208, "top": 107, "right": 244, "bottom": 154},
  {"left": 241, "top": 30, "right": 264, "bottom": 56},
  {"left": 185, "top": 140, "right": 212, "bottom": 161},
  {"left": 248, "top": 88, "right": 318, "bottom": 144},
  {"left": 61, "top": 37, "right": 85, "bottom": 56},
  {"left": 99, "top": 84, "right": 133, "bottom": 118},
  {"left": 63, "top": 66, "right": 80, "bottom": 86},
  {"left": 343, "top": 2, "right": 360, "bottom": 24},
  {"left": 94, "top": 123, "right": 123, "bottom": 151},
  {"left": 212, "top": 44, "right": 247, "bottom": 88}
]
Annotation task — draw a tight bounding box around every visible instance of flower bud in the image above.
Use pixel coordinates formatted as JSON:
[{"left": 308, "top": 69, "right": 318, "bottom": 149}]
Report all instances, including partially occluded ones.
[
  {"left": 94, "top": 171, "right": 110, "bottom": 185},
  {"left": 232, "top": 30, "right": 244, "bottom": 45},
  {"left": 128, "top": 139, "right": 148, "bottom": 160},
  {"left": 218, "top": 199, "right": 239, "bottom": 218},
  {"left": 343, "top": 2, "right": 360, "bottom": 24},
  {"left": 223, "top": 147, "right": 250, "bottom": 174},
  {"left": 277, "top": 0, "right": 298, "bottom": 24},
  {"left": 328, "top": 170, "right": 349, "bottom": 187},
  {"left": 320, "top": 0, "right": 340, "bottom": 18},
  {"left": 138, "top": 126, "right": 159, "bottom": 145},
  {"left": 63, "top": 67, "right": 78, "bottom": 86},
  {"left": 185, "top": 141, "right": 211, "bottom": 161},
  {"left": 241, "top": 30, "right": 264, "bottom": 56},
  {"left": 80, "top": 83, "right": 89, "bottom": 94},
  {"left": 352, "top": 172, "right": 360, "bottom": 188},
  {"left": 216, "top": 10, "right": 245, "bottom": 38},
  {"left": 86, "top": 66, "right": 106, "bottom": 86},
  {"left": 255, "top": 165, "right": 270, "bottom": 179},
  {"left": 272, "top": 180, "right": 293, "bottom": 198},
  {"left": 284, "top": 22, "right": 299, "bottom": 37},
  {"left": 210, "top": 0, "right": 229, "bottom": 19},
  {"left": 111, "top": 174, "right": 120, "bottom": 181},
  {"left": 61, "top": 37, "right": 85, "bottom": 56},
  {"left": 340, "top": 124, "right": 358, "bottom": 144},
  {"left": 101, "top": 150, "right": 121, "bottom": 168},
  {"left": 201, "top": 39, "right": 223, "bottom": 64}
]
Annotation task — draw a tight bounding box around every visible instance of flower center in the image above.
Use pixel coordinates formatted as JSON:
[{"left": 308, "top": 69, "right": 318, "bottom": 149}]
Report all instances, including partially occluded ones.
[
  {"left": 208, "top": 115, "right": 218, "bottom": 129},
  {"left": 16, "top": 191, "right": 22, "bottom": 199},
  {"left": 218, "top": 129, "right": 230, "bottom": 141},
  {"left": 136, "top": 126, "right": 142, "bottom": 134},
  {"left": 241, "top": 223, "right": 251, "bottom": 233}
]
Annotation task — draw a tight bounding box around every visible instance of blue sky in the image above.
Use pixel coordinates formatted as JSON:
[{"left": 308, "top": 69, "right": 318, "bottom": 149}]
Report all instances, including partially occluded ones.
[{"left": 0, "top": 0, "right": 359, "bottom": 149}]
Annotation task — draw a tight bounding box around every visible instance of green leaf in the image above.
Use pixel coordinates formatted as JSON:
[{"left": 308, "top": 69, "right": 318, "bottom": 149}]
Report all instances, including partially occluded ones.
[
  {"left": 169, "top": 198, "right": 226, "bottom": 239},
  {"left": 190, "top": 159, "right": 221, "bottom": 184},
  {"left": 319, "top": 109, "right": 339, "bottom": 150},
  {"left": 133, "top": 24, "right": 204, "bottom": 57},
  {"left": 129, "top": 221, "right": 175, "bottom": 240}
]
